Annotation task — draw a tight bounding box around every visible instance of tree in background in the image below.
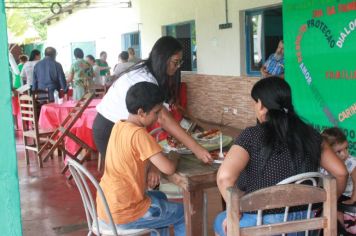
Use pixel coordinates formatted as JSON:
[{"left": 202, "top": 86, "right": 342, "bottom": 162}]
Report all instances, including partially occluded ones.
[{"left": 5, "top": 0, "right": 70, "bottom": 42}]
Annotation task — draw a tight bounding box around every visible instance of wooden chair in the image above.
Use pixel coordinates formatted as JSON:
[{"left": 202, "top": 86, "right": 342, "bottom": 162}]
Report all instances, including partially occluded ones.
[
  {"left": 67, "top": 159, "right": 160, "bottom": 236},
  {"left": 19, "top": 93, "right": 53, "bottom": 167},
  {"left": 89, "top": 84, "right": 107, "bottom": 98},
  {"left": 33, "top": 89, "right": 50, "bottom": 117},
  {"left": 34, "top": 89, "right": 50, "bottom": 105},
  {"left": 226, "top": 175, "right": 337, "bottom": 236},
  {"left": 38, "top": 92, "right": 95, "bottom": 177}
]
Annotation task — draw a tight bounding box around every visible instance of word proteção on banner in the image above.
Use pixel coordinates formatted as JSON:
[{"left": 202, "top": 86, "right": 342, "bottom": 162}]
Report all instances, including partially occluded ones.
[{"left": 307, "top": 19, "right": 336, "bottom": 48}]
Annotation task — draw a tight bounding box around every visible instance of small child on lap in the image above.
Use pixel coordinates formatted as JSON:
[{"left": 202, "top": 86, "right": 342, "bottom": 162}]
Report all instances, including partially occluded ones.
[
  {"left": 96, "top": 82, "right": 185, "bottom": 236},
  {"left": 321, "top": 127, "right": 356, "bottom": 233}
]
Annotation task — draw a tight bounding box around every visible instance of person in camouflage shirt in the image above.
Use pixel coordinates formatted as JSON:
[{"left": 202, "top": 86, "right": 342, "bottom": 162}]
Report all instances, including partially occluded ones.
[{"left": 68, "top": 48, "right": 94, "bottom": 100}]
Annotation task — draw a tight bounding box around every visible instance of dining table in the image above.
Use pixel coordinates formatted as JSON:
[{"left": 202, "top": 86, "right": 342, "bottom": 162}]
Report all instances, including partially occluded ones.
[
  {"left": 162, "top": 131, "right": 237, "bottom": 236},
  {"left": 38, "top": 99, "right": 100, "bottom": 155},
  {"left": 163, "top": 154, "right": 221, "bottom": 236}
]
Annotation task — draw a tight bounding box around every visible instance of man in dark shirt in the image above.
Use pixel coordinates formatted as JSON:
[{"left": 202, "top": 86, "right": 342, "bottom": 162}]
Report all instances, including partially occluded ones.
[{"left": 32, "top": 47, "right": 68, "bottom": 101}]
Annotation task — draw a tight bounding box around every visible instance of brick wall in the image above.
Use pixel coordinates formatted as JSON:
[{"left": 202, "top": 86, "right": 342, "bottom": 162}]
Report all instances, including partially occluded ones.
[{"left": 182, "top": 73, "right": 259, "bottom": 130}]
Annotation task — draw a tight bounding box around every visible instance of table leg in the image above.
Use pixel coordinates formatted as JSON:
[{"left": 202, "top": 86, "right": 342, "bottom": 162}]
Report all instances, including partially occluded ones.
[{"left": 183, "top": 189, "right": 204, "bottom": 236}]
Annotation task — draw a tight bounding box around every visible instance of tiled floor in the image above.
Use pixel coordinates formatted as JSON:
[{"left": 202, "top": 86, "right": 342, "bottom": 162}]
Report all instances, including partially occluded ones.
[{"left": 16, "top": 131, "right": 223, "bottom": 236}]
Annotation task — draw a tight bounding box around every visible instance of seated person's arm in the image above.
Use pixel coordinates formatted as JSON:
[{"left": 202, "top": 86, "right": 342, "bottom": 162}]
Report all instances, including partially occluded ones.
[
  {"left": 149, "top": 151, "right": 179, "bottom": 176},
  {"left": 110, "top": 68, "right": 120, "bottom": 80},
  {"left": 217, "top": 145, "right": 248, "bottom": 202},
  {"left": 320, "top": 141, "right": 348, "bottom": 197},
  {"left": 260, "top": 63, "right": 269, "bottom": 77},
  {"left": 260, "top": 64, "right": 266, "bottom": 73},
  {"left": 146, "top": 164, "right": 161, "bottom": 189}
]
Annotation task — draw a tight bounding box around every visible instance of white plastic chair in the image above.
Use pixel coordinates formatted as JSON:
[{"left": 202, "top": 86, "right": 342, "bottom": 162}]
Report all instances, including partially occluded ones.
[
  {"left": 274, "top": 172, "right": 324, "bottom": 236},
  {"left": 67, "top": 159, "right": 160, "bottom": 236}
]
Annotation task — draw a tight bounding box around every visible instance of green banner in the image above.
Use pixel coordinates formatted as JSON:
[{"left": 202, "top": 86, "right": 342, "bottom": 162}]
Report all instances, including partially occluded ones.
[
  {"left": 0, "top": 0, "right": 22, "bottom": 234},
  {"left": 284, "top": 0, "right": 356, "bottom": 155}
]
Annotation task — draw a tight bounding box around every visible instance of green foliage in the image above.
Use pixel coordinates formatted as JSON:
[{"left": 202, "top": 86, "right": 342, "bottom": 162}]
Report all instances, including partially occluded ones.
[
  {"left": 6, "top": 10, "right": 30, "bottom": 37},
  {"left": 5, "top": 0, "right": 70, "bottom": 42}
]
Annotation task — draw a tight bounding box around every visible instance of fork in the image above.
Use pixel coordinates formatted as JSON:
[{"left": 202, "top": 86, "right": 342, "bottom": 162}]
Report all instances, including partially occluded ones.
[{"left": 218, "top": 132, "right": 224, "bottom": 158}]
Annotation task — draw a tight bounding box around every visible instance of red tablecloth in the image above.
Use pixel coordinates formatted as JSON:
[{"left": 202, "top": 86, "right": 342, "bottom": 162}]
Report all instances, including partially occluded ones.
[{"left": 38, "top": 99, "right": 100, "bottom": 155}]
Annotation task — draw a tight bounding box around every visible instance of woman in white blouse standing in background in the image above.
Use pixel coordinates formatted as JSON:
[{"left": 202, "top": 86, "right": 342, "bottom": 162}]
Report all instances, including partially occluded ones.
[{"left": 20, "top": 49, "right": 41, "bottom": 87}]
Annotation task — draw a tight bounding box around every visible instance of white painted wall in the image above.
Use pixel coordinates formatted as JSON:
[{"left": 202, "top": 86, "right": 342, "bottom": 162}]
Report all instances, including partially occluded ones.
[
  {"left": 46, "top": 1, "right": 140, "bottom": 73},
  {"left": 46, "top": 0, "right": 282, "bottom": 76},
  {"left": 135, "top": 0, "right": 281, "bottom": 76}
]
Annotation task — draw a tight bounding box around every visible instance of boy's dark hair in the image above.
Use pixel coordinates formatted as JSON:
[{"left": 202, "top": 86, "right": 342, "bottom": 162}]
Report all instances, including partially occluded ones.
[
  {"left": 126, "top": 82, "right": 164, "bottom": 114},
  {"left": 321, "top": 127, "right": 347, "bottom": 146}
]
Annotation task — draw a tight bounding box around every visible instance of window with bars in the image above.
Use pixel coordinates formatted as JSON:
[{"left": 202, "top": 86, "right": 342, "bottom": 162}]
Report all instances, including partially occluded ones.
[{"left": 122, "top": 31, "right": 141, "bottom": 58}]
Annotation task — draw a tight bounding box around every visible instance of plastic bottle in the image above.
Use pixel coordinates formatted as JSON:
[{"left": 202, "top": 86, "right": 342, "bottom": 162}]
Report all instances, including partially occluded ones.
[{"left": 53, "top": 90, "right": 59, "bottom": 104}]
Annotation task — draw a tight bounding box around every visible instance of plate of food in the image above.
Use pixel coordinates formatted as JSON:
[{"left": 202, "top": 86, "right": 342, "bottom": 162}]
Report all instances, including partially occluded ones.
[
  {"left": 192, "top": 129, "right": 221, "bottom": 143},
  {"left": 161, "top": 136, "right": 192, "bottom": 154},
  {"left": 210, "top": 150, "right": 227, "bottom": 164}
]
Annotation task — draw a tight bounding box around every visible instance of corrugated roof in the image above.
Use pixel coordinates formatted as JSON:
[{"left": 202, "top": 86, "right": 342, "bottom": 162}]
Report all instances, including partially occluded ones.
[{"left": 40, "top": 0, "right": 90, "bottom": 25}]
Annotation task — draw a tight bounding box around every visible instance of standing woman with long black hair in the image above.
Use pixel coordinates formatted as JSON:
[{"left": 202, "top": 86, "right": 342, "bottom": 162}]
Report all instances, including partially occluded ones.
[
  {"left": 93, "top": 36, "right": 212, "bottom": 163},
  {"left": 214, "top": 77, "right": 347, "bottom": 236}
]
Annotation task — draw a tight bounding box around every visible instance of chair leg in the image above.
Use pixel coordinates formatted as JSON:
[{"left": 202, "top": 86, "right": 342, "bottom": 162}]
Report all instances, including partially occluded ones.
[
  {"left": 37, "top": 152, "right": 43, "bottom": 168},
  {"left": 203, "top": 191, "right": 208, "bottom": 236},
  {"left": 35, "top": 140, "right": 43, "bottom": 168},
  {"left": 23, "top": 137, "right": 30, "bottom": 165},
  {"left": 63, "top": 151, "right": 92, "bottom": 180},
  {"left": 24, "top": 148, "right": 30, "bottom": 165},
  {"left": 57, "top": 150, "right": 62, "bottom": 162},
  {"left": 97, "top": 153, "right": 104, "bottom": 172},
  {"left": 57, "top": 148, "right": 61, "bottom": 158},
  {"left": 13, "top": 115, "right": 18, "bottom": 130}
]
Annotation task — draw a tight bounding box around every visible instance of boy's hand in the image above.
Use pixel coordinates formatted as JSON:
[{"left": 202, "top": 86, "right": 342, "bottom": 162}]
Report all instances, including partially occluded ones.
[{"left": 147, "top": 165, "right": 161, "bottom": 189}]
